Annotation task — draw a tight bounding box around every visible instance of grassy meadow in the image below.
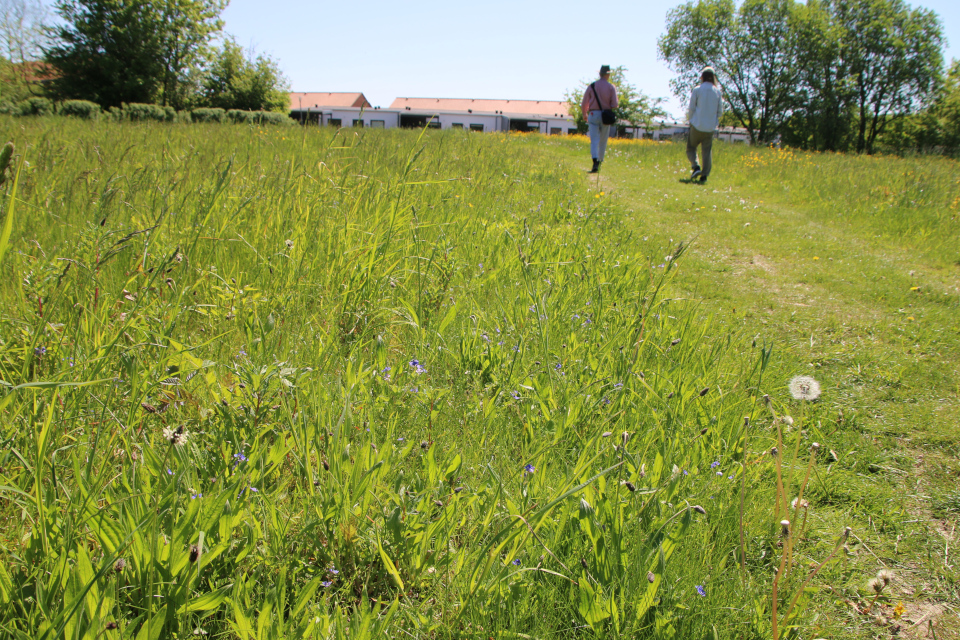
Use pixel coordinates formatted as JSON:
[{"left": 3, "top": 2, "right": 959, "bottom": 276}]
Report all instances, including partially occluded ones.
[{"left": 0, "top": 117, "right": 956, "bottom": 639}]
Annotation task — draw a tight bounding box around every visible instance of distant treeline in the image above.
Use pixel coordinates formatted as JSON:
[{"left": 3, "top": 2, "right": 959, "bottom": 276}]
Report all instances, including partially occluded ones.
[
  {"left": 2, "top": 97, "right": 295, "bottom": 125},
  {"left": 660, "top": 0, "right": 960, "bottom": 156},
  {"left": 0, "top": 0, "right": 290, "bottom": 116}
]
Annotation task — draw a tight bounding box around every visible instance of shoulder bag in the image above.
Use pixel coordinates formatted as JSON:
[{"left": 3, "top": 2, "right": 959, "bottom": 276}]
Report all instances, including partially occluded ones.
[{"left": 591, "top": 83, "right": 617, "bottom": 125}]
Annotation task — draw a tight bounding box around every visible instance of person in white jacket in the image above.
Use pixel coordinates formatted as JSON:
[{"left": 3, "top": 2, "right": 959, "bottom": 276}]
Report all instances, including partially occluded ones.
[{"left": 686, "top": 67, "right": 723, "bottom": 184}]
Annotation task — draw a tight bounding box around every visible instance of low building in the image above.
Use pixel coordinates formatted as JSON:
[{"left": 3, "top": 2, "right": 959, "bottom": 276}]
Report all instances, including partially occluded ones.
[{"left": 389, "top": 98, "right": 575, "bottom": 134}]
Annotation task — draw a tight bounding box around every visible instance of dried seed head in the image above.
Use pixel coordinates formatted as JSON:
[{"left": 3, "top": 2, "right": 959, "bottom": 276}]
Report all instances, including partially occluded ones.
[
  {"left": 321, "top": 459, "right": 329, "bottom": 471},
  {"left": 671, "top": 338, "right": 681, "bottom": 346},
  {"left": 692, "top": 505, "right": 706, "bottom": 515},
  {"left": 763, "top": 394, "right": 771, "bottom": 406},
  {"left": 743, "top": 416, "right": 750, "bottom": 427},
  {"left": 601, "top": 431, "right": 612, "bottom": 438},
  {"left": 580, "top": 558, "right": 589, "bottom": 570},
  {"left": 868, "top": 577, "right": 884, "bottom": 594},
  {"left": 843, "top": 527, "right": 852, "bottom": 541},
  {"left": 433, "top": 500, "right": 443, "bottom": 508},
  {"left": 624, "top": 481, "right": 636, "bottom": 492},
  {"left": 420, "top": 441, "right": 429, "bottom": 449},
  {"left": 647, "top": 571, "right": 656, "bottom": 583},
  {"left": 780, "top": 520, "right": 791, "bottom": 536},
  {"left": 189, "top": 544, "right": 201, "bottom": 563},
  {"left": 791, "top": 497, "right": 809, "bottom": 510},
  {"left": 699, "top": 387, "right": 710, "bottom": 397},
  {"left": 105, "top": 622, "right": 119, "bottom": 630},
  {"left": 666, "top": 392, "right": 675, "bottom": 399},
  {"left": 621, "top": 431, "right": 630, "bottom": 446},
  {"left": 829, "top": 449, "right": 839, "bottom": 462},
  {"left": 877, "top": 569, "right": 894, "bottom": 586},
  {"left": 114, "top": 558, "right": 127, "bottom": 574},
  {"left": 700, "top": 428, "right": 708, "bottom": 435},
  {"left": 770, "top": 447, "right": 779, "bottom": 456},
  {"left": 810, "top": 442, "right": 821, "bottom": 452},
  {"left": 782, "top": 416, "right": 794, "bottom": 426}
]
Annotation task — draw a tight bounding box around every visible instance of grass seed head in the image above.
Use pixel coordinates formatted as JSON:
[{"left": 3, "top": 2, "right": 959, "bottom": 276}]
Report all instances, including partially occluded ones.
[
  {"left": 162, "top": 426, "right": 189, "bottom": 447},
  {"left": 692, "top": 505, "right": 706, "bottom": 515}
]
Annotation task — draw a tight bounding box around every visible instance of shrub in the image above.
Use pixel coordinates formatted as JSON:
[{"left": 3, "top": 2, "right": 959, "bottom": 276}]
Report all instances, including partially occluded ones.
[
  {"left": 226, "top": 109, "right": 256, "bottom": 124},
  {"left": 122, "top": 103, "right": 175, "bottom": 122},
  {"left": 0, "top": 101, "right": 16, "bottom": 115},
  {"left": 226, "top": 109, "right": 294, "bottom": 126},
  {"left": 59, "top": 100, "right": 101, "bottom": 120},
  {"left": 259, "top": 111, "right": 294, "bottom": 126},
  {"left": 17, "top": 97, "right": 53, "bottom": 116},
  {"left": 174, "top": 110, "right": 192, "bottom": 124},
  {"left": 191, "top": 108, "right": 226, "bottom": 123}
]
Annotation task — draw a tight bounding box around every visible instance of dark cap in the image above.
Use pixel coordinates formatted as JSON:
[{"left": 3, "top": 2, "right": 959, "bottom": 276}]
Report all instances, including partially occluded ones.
[{"left": 600, "top": 65, "right": 611, "bottom": 76}]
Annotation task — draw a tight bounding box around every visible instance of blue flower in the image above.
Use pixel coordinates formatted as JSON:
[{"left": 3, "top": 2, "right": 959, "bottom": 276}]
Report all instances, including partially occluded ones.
[
  {"left": 710, "top": 461, "right": 720, "bottom": 468},
  {"left": 34, "top": 346, "right": 46, "bottom": 357},
  {"left": 321, "top": 580, "right": 333, "bottom": 588},
  {"left": 409, "top": 360, "right": 426, "bottom": 375},
  {"left": 511, "top": 390, "right": 521, "bottom": 401},
  {"left": 696, "top": 585, "right": 706, "bottom": 597},
  {"left": 512, "top": 558, "right": 521, "bottom": 566},
  {"left": 328, "top": 567, "right": 339, "bottom": 575},
  {"left": 191, "top": 493, "right": 202, "bottom": 500},
  {"left": 523, "top": 464, "right": 535, "bottom": 475},
  {"left": 614, "top": 382, "right": 624, "bottom": 390}
]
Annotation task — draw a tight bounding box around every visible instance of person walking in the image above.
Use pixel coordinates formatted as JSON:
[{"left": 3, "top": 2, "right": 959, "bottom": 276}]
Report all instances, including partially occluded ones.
[
  {"left": 686, "top": 66, "right": 723, "bottom": 184},
  {"left": 581, "top": 65, "right": 618, "bottom": 174}
]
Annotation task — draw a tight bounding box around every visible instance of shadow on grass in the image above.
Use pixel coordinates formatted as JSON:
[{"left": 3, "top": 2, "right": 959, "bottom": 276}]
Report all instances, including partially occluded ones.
[{"left": 678, "top": 178, "right": 706, "bottom": 185}]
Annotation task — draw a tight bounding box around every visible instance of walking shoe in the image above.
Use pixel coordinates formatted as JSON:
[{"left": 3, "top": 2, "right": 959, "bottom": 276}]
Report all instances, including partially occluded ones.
[
  {"left": 699, "top": 175, "right": 707, "bottom": 184},
  {"left": 691, "top": 168, "right": 702, "bottom": 180},
  {"left": 589, "top": 159, "right": 600, "bottom": 173}
]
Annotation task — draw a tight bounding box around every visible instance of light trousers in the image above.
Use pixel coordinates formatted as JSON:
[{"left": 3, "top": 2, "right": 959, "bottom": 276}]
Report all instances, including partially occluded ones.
[
  {"left": 587, "top": 111, "right": 611, "bottom": 161},
  {"left": 686, "top": 126, "right": 714, "bottom": 177}
]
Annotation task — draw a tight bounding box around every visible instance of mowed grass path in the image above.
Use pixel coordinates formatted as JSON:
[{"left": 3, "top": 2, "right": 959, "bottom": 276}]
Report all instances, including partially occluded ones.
[{"left": 540, "top": 136, "right": 960, "bottom": 637}]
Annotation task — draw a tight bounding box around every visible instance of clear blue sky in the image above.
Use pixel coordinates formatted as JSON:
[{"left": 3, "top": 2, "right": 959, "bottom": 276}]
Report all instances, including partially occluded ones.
[
  {"left": 42, "top": 0, "right": 960, "bottom": 119},
  {"left": 218, "top": 0, "right": 959, "bottom": 119}
]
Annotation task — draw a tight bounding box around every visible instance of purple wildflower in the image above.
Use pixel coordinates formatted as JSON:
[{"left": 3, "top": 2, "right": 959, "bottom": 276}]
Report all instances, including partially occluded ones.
[{"left": 696, "top": 585, "right": 706, "bottom": 597}]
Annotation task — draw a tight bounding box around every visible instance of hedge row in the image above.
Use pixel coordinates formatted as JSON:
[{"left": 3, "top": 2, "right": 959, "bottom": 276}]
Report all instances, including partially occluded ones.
[{"left": 0, "top": 98, "right": 295, "bottom": 126}]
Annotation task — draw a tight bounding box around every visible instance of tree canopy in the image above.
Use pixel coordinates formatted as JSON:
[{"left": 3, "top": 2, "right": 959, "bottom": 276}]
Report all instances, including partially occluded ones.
[
  {"left": 44, "top": 0, "right": 288, "bottom": 112},
  {"left": 658, "top": 0, "right": 945, "bottom": 153}
]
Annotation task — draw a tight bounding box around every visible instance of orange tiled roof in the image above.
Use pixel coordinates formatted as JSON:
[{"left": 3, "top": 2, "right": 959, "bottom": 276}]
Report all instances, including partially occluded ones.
[
  {"left": 289, "top": 92, "right": 372, "bottom": 109},
  {"left": 390, "top": 97, "right": 571, "bottom": 118}
]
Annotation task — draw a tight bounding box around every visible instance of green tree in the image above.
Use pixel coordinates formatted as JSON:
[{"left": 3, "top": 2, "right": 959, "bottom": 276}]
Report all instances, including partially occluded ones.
[
  {"left": 831, "top": 0, "right": 944, "bottom": 154},
  {"left": 156, "top": 0, "right": 226, "bottom": 110},
  {"left": 45, "top": 0, "right": 164, "bottom": 106},
  {"left": 45, "top": 0, "right": 228, "bottom": 109},
  {"left": 0, "top": 0, "right": 49, "bottom": 103},
  {"left": 781, "top": 0, "right": 857, "bottom": 151},
  {"left": 658, "top": 0, "right": 805, "bottom": 144},
  {"left": 564, "top": 66, "right": 666, "bottom": 134},
  {"left": 938, "top": 59, "right": 960, "bottom": 155},
  {"left": 200, "top": 38, "right": 289, "bottom": 112}
]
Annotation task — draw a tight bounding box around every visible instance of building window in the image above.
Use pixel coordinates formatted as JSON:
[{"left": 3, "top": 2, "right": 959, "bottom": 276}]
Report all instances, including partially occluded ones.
[
  {"left": 451, "top": 123, "right": 463, "bottom": 129},
  {"left": 469, "top": 123, "right": 484, "bottom": 132},
  {"left": 370, "top": 120, "right": 384, "bottom": 128},
  {"left": 568, "top": 128, "right": 577, "bottom": 135},
  {"left": 427, "top": 117, "right": 441, "bottom": 129},
  {"left": 328, "top": 118, "right": 342, "bottom": 127},
  {"left": 352, "top": 119, "right": 364, "bottom": 128},
  {"left": 549, "top": 127, "right": 562, "bottom": 135}
]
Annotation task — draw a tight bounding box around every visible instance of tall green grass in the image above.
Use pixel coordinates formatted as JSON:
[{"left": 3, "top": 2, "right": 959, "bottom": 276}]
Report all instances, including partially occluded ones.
[{"left": 0, "top": 118, "right": 849, "bottom": 639}]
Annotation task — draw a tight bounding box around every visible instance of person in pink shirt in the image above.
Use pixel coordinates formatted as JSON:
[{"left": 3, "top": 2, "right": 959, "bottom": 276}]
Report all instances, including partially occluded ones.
[{"left": 581, "top": 65, "right": 618, "bottom": 173}]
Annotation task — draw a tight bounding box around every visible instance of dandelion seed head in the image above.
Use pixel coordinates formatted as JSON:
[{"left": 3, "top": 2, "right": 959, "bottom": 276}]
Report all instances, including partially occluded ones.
[
  {"left": 877, "top": 569, "right": 894, "bottom": 585},
  {"left": 868, "top": 577, "right": 884, "bottom": 594},
  {"left": 788, "top": 375, "right": 821, "bottom": 401}
]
